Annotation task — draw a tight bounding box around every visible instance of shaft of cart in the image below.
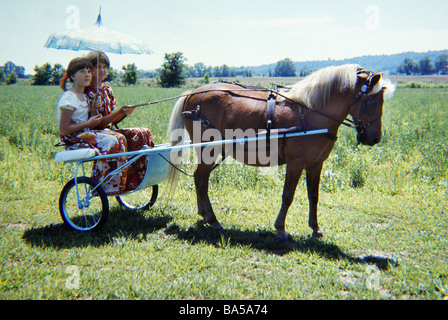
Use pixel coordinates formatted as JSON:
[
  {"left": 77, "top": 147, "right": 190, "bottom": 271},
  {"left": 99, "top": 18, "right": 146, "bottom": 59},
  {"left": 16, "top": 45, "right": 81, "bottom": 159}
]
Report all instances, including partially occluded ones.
[
  {"left": 55, "top": 128, "right": 328, "bottom": 232},
  {"left": 57, "top": 128, "right": 329, "bottom": 164}
]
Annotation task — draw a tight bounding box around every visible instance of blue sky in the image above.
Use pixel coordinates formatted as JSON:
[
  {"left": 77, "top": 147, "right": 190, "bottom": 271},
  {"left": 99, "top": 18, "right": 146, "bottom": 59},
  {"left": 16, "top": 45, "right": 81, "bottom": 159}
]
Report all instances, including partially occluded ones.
[{"left": 1, "top": 0, "right": 447, "bottom": 74}]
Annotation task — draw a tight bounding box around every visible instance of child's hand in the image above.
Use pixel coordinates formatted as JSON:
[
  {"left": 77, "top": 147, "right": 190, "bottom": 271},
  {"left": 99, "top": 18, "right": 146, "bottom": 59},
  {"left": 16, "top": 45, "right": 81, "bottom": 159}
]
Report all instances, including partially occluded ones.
[
  {"left": 120, "top": 105, "right": 135, "bottom": 116},
  {"left": 93, "top": 95, "right": 102, "bottom": 109},
  {"left": 87, "top": 114, "right": 103, "bottom": 128}
]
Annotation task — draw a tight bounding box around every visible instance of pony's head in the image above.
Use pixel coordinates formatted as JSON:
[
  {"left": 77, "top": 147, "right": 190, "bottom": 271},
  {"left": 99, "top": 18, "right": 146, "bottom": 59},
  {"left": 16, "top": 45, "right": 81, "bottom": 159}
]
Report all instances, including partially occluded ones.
[
  {"left": 281, "top": 64, "right": 395, "bottom": 146},
  {"left": 350, "top": 68, "right": 395, "bottom": 146}
]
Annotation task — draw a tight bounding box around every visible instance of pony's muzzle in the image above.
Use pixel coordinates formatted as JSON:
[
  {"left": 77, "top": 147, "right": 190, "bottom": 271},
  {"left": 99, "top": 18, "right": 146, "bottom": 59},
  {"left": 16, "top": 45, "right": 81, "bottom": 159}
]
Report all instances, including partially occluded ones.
[{"left": 358, "top": 133, "right": 381, "bottom": 146}]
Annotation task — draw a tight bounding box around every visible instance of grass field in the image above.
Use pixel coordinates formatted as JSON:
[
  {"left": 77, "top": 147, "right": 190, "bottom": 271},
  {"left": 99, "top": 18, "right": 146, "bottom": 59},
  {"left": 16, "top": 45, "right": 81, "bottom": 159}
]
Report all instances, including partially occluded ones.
[{"left": 0, "top": 78, "right": 447, "bottom": 300}]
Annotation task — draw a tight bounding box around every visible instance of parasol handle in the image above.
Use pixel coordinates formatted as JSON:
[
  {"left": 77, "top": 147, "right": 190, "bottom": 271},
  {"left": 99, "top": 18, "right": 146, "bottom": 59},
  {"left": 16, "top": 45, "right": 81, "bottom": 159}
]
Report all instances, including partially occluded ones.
[{"left": 90, "top": 91, "right": 100, "bottom": 116}]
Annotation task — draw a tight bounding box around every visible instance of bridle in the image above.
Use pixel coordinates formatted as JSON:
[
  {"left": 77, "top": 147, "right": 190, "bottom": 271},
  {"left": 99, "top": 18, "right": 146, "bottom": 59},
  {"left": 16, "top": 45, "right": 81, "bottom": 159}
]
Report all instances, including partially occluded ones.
[
  {"left": 291, "top": 70, "right": 384, "bottom": 144},
  {"left": 344, "top": 70, "right": 385, "bottom": 144}
]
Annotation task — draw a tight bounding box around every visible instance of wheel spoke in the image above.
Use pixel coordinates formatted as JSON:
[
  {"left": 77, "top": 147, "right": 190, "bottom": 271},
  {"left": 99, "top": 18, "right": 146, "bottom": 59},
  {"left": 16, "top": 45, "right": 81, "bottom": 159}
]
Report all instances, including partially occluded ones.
[{"left": 59, "top": 177, "right": 109, "bottom": 232}]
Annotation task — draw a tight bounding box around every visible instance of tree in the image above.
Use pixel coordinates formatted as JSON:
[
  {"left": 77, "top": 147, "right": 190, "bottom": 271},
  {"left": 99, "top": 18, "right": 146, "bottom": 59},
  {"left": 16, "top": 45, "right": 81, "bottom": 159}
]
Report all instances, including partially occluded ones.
[
  {"left": 2, "top": 61, "right": 25, "bottom": 78},
  {"left": 32, "top": 63, "right": 53, "bottom": 85},
  {"left": 212, "top": 64, "right": 236, "bottom": 78},
  {"left": 243, "top": 69, "right": 252, "bottom": 77},
  {"left": 31, "top": 62, "right": 66, "bottom": 85},
  {"left": 50, "top": 63, "right": 65, "bottom": 85},
  {"left": 121, "top": 63, "right": 138, "bottom": 85},
  {"left": 274, "top": 58, "right": 296, "bottom": 77},
  {"left": 220, "top": 65, "right": 232, "bottom": 77},
  {"left": 199, "top": 72, "right": 210, "bottom": 85},
  {"left": 190, "top": 62, "right": 207, "bottom": 78},
  {"left": 435, "top": 53, "right": 448, "bottom": 75},
  {"left": 299, "top": 67, "right": 313, "bottom": 77},
  {"left": 418, "top": 56, "right": 436, "bottom": 75},
  {"left": 397, "top": 58, "right": 419, "bottom": 75},
  {"left": 157, "top": 52, "right": 187, "bottom": 88},
  {"left": 105, "top": 67, "right": 118, "bottom": 82},
  {"left": 6, "top": 72, "right": 17, "bottom": 85},
  {"left": 0, "top": 69, "right": 5, "bottom": 84}
]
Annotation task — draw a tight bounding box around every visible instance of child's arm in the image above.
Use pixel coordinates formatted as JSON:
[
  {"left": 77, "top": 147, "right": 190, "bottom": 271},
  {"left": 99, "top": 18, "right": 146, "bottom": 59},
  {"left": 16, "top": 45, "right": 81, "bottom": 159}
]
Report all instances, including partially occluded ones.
[
  {"left": 59, "top": 109, "right": 103, "bottom": 136},
  {"left": 91, "top": 97, "right": 135, "bottom": 129}
]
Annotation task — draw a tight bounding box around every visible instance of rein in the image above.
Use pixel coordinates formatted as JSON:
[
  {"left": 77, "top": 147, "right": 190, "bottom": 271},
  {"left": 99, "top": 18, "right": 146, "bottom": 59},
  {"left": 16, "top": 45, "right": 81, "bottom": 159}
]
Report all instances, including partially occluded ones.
[
  {"left": 130, "top": 79, "right": 377, "bottom": 136},
  {"left": 130, "top": 83, "right": 356, "bottom": 129},
  {"left": 129, "top": 86, "right": 272, "bottom": 108}
]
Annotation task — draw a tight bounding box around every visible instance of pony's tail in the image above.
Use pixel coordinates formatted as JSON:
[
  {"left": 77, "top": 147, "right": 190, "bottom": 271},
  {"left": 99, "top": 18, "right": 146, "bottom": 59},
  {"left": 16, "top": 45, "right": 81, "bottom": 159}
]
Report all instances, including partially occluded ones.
[{"left": 165, "top": 92, "right": 190, "bottom": 198}]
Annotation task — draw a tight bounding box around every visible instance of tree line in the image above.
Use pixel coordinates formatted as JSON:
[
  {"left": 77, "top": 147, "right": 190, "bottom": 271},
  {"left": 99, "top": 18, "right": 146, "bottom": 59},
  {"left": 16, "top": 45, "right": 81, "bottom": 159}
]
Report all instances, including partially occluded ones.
[
  {"left": 0, "top": 61, "right": 25, "bottom": 85},
  {"left": 2, "top": 54, "right": 307, "bottom": 88},
  {"left": 156, "top": 53, "right": 302, "bottom": 87},
  {"left": 30, "top": 62, "right": 137, "bottom": 86},
  {"left": 5, "top": 51, "right": 448, "bottom": 88},
  {"left": 397, "top": 53, "right": 448, "bottom": 75}
]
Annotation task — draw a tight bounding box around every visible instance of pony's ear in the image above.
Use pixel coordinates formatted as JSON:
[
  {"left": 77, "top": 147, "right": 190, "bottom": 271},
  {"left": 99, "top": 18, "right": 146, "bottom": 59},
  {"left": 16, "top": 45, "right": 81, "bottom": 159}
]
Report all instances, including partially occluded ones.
[{"left": 369, "top": 73, "right": 382, "bottom": 87}]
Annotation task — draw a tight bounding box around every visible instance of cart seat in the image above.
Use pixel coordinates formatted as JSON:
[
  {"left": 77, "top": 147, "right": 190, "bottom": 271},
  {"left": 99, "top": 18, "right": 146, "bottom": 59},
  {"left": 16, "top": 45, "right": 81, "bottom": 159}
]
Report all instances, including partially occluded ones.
[{"left": 54, "top": 149, "right": 97, "bottom": 162}]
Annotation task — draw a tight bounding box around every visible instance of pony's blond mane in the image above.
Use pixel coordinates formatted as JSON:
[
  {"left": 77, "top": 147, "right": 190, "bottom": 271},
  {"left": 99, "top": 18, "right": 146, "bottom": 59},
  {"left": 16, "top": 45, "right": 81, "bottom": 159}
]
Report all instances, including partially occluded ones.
[
  {"left": 282, "top": 64, "right": 396, "bottom": 109},
  {"left": 281, "top": 64, "right": 359, "bottom": 109}
]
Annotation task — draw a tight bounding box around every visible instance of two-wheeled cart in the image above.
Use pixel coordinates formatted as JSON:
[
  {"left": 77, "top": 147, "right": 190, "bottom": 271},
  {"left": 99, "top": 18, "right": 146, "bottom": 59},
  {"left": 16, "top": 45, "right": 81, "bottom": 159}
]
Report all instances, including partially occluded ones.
[{"left": 55, "top": 128, "right": 328, "bottom": 231}]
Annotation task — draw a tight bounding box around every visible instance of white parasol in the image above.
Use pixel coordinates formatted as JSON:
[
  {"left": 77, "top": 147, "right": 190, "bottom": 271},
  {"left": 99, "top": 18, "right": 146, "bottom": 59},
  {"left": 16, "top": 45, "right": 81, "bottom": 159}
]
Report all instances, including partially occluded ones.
[{"left": 44, "top": 7, "right": 153, "bottom": 55}]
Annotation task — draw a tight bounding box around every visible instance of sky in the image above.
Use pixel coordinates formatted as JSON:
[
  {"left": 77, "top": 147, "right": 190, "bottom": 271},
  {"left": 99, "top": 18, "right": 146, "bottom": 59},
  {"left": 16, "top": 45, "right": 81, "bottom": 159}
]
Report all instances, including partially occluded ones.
[{"left": 1, "top": 0, "right": 447, "bottom": 74}]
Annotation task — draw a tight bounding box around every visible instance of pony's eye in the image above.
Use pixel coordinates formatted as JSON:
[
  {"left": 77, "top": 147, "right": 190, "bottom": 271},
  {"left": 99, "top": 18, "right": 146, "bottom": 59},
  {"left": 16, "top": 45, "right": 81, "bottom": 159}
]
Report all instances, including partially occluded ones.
[{"left": 361, "top": 100, "right": 377, "bottom": 116}]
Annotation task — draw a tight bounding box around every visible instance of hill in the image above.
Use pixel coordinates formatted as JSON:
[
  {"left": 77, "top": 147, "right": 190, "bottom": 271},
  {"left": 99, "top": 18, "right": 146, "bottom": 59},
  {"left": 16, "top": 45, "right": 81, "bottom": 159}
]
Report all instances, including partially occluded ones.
[{"left": 249, "top": 50, "right": 448, "bottom": 76}]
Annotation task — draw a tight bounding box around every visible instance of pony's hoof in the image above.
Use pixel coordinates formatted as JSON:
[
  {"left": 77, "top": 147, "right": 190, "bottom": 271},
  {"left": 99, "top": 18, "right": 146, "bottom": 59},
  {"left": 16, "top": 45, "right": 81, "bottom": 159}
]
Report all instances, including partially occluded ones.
[
  {"left": 211, "top": 223, "right": 224, "bottom": 232},
  {"left": 275, "top": 234, "right": 289, "bottom": 243},
  {"left": 312, "top": 230, "right": 324, "bottom": 238}
]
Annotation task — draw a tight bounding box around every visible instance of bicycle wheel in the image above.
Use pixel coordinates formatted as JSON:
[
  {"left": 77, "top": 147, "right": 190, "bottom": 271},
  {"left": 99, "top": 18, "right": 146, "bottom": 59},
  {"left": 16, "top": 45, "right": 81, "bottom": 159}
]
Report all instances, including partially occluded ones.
[
  {"left": 59, "top": 177, "right": 109, "bottom": 231},
  {"left": 116, "top": 185, "right": 158, "bottom": 210}
]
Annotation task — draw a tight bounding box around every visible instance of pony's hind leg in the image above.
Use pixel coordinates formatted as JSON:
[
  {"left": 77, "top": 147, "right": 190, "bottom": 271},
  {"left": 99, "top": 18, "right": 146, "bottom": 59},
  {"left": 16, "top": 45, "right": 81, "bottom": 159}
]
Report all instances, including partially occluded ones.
[
  {"left": 274, "top": 164, "right": 303, "bottom": 242},
  {"left": 194, "top": 163, "right": 223, "bottom": 231}
]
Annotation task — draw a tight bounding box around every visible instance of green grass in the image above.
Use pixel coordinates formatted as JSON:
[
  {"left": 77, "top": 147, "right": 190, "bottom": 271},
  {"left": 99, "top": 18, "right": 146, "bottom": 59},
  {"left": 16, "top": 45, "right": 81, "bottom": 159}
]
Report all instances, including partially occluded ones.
[{"left": 0, "top": 82, "right": 447, "bottom": 300}]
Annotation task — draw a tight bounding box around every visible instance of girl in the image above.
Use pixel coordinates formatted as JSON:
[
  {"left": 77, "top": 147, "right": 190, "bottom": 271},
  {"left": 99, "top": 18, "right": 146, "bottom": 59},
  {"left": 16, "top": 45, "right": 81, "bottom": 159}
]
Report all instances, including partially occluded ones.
[
  {"left": 85, "top": 51, "right": 155, "bottom": 191},
  {"left": 84, "top": 51, "right": 135, "bottom": 128},
  {"left": 57, "top": 57, "right": 130, "bottom": 195}
]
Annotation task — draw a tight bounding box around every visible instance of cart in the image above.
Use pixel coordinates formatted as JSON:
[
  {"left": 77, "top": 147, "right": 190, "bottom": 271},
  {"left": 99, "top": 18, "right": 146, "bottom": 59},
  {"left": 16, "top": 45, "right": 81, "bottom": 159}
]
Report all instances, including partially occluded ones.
[{"left": 55, "top": 128, "right": 329, "bottom": 231}]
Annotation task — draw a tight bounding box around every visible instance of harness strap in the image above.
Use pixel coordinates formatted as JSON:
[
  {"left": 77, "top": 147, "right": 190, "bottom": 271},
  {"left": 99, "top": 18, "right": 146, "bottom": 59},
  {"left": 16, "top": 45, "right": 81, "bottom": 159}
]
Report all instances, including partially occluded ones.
[
  {"left": 181, "top": 92, "right": 210, "bottom": 127},
  {"left": 266, "top": 93, "right": 276, "bottom": 130},
  {"left": 159, "top": 151, "right": 227, "bottom": 178},
  {"left": 266, "top": 93, "right": 277, "bottom": 149}
]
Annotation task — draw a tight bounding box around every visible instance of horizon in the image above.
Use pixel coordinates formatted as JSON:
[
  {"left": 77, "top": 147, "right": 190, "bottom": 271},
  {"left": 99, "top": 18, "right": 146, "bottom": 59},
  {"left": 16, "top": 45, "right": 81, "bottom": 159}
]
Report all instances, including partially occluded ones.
[
  {"left": 1, "top": 0, "right": 447, "bottom": 75},
  {"left": 4, "top": 49, "right": 448, "bottom": 76}
]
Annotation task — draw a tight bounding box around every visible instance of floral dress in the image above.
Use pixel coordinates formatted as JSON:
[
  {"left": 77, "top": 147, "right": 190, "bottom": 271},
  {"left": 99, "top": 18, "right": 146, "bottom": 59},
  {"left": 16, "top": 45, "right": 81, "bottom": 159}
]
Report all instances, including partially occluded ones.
[
  {"left": 57, "top": 91, "right": 128, "bottom": 195},
  {"left": 85, "top": 83, "right": 155, "bottom": 191},
  {"left": 85, "top": 83, "right": 124, "bottom": 127}
]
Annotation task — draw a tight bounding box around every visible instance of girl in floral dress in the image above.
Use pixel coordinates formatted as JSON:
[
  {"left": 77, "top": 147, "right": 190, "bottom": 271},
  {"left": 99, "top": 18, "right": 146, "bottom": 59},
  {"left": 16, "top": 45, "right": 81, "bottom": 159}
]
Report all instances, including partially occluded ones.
[
  {"left": 85, "top": 51, "right": 154, "bottom": 191},
  {"left": 57, "top": 57, "right": 134, "bottom": 194}
]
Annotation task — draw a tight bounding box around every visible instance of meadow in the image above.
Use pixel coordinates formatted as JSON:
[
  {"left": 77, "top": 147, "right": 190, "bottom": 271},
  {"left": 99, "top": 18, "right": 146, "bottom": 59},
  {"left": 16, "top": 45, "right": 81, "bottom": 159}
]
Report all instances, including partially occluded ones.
[{"left": 0, "top": 77, "right": 447, "bottom": 300}]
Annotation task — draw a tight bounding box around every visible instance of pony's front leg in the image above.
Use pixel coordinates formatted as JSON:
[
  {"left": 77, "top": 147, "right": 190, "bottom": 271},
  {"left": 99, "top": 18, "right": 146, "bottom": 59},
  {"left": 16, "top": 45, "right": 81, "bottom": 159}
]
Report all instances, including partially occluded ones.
[
  {"left": 274, "top": 164, "right": 303, "bottom": 242},
  {"left": 194, "top": 163, "right": 223, "bottom": 231},
  {"left": 306, "top": 163, "right": 324, "bottom": 238}
]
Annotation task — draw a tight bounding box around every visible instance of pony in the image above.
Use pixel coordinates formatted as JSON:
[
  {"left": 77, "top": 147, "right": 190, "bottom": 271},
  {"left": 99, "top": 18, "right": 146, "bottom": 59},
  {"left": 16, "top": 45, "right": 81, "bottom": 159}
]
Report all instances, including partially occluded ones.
[{"left": 167, "top": 64, "right": 395, "bottom": 241}]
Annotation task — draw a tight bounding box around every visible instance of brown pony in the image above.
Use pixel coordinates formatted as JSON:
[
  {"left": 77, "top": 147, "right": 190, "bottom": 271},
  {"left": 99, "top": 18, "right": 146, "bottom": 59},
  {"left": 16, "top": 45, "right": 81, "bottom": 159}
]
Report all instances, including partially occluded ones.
[{"left": 167, "top": 64, "right": 395, "bottom": 241}]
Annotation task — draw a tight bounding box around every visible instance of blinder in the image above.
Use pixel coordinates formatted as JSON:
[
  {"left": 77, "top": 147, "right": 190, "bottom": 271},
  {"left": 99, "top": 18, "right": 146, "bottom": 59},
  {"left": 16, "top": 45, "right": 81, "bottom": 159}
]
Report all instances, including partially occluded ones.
[
  {"left": 360, "top": 99, "right": 378, "bottom": 117},
  {"left": 353, "top": 71, "right": 385, "bottom": 145}
]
